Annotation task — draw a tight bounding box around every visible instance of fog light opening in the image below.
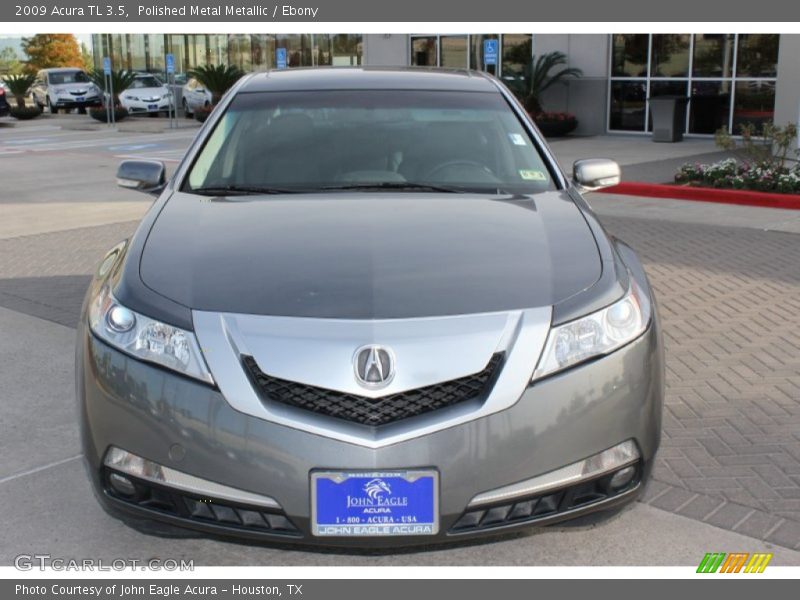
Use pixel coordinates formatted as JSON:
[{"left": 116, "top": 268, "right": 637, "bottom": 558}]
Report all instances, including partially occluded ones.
[
  {"left": 609, "top": 465, "right": 636, "bottom": 491},
  {"left": 108, "top": 472, "right": 137, "bottom": 497}
]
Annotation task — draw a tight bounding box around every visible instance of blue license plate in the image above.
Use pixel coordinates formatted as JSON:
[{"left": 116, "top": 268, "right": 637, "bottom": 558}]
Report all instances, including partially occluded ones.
[
  {"left": 75, "top": 97, "right": 84, "bottom": 102},
  {"left": 148, "top": 104, "right": 159, "bottom": 110},
  {"left": 312, "top": 470, "right": 438, "bottom": 536}
]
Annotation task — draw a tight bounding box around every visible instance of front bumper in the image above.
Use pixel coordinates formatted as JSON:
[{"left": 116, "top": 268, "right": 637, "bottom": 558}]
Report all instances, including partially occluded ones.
[
  {"left": 78, "top": 319, "right": 663, "bottom": 547},
  {"left": 53, "top": 96, "right": 102, "bottom": 109},
  {"left": 122, "top": 99, "right": 173, "bottom": 113}
]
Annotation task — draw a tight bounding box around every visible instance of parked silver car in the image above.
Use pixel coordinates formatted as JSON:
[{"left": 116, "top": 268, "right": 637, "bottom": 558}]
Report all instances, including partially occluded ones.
[
  {"left": 77, "top": 68, "right": 663, "bottom": 548},
  {"left": 180, "top": 77, "right": 213, "bottom": 116},
  {"left": 30, "top": 67, "right": 102, "bottom": 114}
]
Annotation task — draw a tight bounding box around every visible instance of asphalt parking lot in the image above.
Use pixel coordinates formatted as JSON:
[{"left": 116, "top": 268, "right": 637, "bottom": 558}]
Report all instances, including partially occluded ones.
[{"left": 1, "top": 119, "right": 799, "bottom": 565}]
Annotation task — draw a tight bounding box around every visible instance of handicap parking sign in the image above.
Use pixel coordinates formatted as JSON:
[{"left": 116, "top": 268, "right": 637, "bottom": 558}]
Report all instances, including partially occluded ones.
[
  {"left": 483, "top": 39, "right": 498, "bottom": 66},
  {"left": 103, "top": 57, "right": 111, "bottom": 75},
  {"left": 166, "top": 53, "right": 175, "bottom": 74},
  {"left": 276, "top": 48, "right": 287, "bottom": 69}
]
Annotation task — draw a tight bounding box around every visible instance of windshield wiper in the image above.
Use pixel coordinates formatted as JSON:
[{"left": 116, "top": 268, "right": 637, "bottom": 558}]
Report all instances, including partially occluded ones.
[
  {"left": 318, "top": 182, "right": 468, "bottom": 193},
  {"left": 189, "top": 185, "right": 304, "bottom": 196}
]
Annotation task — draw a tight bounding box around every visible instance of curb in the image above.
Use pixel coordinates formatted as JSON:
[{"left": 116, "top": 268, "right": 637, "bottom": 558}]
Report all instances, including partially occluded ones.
[{"left": 599, "top": 182, "right": 800, "bottom": 211}]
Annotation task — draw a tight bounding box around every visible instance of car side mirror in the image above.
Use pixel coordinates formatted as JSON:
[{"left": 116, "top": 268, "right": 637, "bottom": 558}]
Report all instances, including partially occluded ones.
[
  {"left": 573, "top": 159, "right": 621, "bottom": 191},
  {"left": 116, "top": 160, "right": 166, "bottom": 195}
]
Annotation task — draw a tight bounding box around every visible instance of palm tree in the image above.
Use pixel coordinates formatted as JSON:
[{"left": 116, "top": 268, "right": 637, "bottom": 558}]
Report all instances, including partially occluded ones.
[
  {"left": 511, "top": 51, "right": 583, "bottom": 114},
  {"left": 187, "top": 64, "right": 245, "bottom": 105},
  {"left": 89, "top": 69, "right": 137, "bottom": 106},
  {"left": 3, "top": 73, "right": 36, "bottom": 108}
]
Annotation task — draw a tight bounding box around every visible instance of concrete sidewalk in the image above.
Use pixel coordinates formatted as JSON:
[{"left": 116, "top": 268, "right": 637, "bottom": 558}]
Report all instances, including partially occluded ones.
[{"left": 550, "top": 134, "right": 734, "bottom": 184}]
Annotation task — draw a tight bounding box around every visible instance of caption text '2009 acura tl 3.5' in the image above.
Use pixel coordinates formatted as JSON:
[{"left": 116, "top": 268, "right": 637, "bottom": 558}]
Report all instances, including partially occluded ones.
[{"left": 76, "top": 67, "right": 663, "bottom": 548}]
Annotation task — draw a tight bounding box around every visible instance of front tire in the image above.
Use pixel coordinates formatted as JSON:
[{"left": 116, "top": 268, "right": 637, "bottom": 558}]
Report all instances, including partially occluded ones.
[{"left": 47, "top": 97, "right": 58, "bottom": 114}]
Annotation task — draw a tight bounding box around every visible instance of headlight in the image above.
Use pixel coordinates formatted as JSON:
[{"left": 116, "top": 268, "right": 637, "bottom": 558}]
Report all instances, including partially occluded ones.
[
  {"left": 124, "top": 95, "right": 139, "bottom": 101},
  {"left": 532, "top": 279, "right": 651, "bottom": 381},
  {"left": 89, "top": 286, "right": 214, "bottom": 384}
]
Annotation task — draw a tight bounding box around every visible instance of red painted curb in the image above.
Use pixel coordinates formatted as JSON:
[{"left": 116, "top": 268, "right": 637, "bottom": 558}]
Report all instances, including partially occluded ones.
[{"left": 598, "top": 182, "right": 800, "bottom": 211}]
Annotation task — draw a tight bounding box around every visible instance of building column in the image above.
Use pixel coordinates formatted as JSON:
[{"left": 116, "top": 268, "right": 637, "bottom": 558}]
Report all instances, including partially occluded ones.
[{"left": 774, "top": 34, "right": 800, "bottom": 149}]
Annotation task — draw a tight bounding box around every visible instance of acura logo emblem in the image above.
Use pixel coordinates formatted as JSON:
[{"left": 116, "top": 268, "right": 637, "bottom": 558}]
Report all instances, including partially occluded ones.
[{"left": 354, "top": 345, "right": 395, "bottom": 388}]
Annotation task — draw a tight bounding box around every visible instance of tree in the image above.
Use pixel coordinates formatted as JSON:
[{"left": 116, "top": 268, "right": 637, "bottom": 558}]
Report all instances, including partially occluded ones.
[
  {"left": 507, "top": 52, "right": 583, "bottom": 115},
  {"left": 0, "top": 47, "right": 23, "bottom": 75},
  {"left": 21, "top": 34, "right": 83, "bottom": 73},
  {"left": 187, "top": 64, "right": 245, "bottom": 104},
  {"left": 3, "top": 73, "right": 36, "bottom": 108},
  {"left": 89, "top": 69, "right": 137, "bottom": 106},
  {"left": 80, "top": 42, "right": 93, "bottom": 72}
]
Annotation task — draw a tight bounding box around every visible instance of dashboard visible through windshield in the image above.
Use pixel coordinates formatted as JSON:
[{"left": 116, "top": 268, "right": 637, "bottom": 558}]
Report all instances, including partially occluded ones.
[{"left": 184, "top": 89, "right": 557, "bottom": 196}]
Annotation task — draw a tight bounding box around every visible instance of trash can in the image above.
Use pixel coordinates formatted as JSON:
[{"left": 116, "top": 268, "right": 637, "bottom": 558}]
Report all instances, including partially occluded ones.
[{"left": 648, "top": 96, "right": 690, "bottom": 142}]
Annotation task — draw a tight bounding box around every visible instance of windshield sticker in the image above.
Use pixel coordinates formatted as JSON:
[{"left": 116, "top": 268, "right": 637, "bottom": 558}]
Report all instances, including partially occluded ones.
[
  {"left": 519, "top": 169, "right": 547, "bottom": 181},
  {"left": 508, "top": 133, "right": 527, "bottom": 146}
]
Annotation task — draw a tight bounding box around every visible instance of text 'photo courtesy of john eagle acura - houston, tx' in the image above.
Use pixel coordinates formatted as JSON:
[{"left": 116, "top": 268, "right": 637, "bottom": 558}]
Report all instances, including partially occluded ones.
[{"left": 76, "top": 67, "right": 664, "bottom": 547}]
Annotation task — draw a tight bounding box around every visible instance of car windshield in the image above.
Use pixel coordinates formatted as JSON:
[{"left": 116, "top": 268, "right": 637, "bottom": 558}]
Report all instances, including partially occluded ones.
[
  {"left": 130, "top": 76, "right": 163, "bottom": 89},
  {"left": 48, "top": 71, "right": 90, "bottom": 84},
  {"left": 184, "top": 90, "right": 557, "bottom": 195}
]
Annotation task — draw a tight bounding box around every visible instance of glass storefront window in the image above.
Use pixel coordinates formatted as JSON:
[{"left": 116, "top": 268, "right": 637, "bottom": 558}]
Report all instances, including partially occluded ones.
[
  {"left": 609, "top": 33, "right": 778, "bottom": 136},
  {"left": 313, "top": 34, "right": 332, "bottom": 66},
  {"left": 207, "top": 34, "right": 228, "bottom": 66},
  {"left": 275, "top": 34, "right": 312, "bottom": 67},
  {"left": 732, "top": 80, "right": 776, "bottom": 132},
  {"left": 440, "top": 36, "right": 468, "bottom": 68},
  {"left": 650, "top": 34, "right": 690, "bottom": 78},
  {"left": 470, "top": 35, "right": 499, "bottom": 74},
  {"left": 250, "top": 35, "right": 274, "bottom": 70},
  {"left": 168, "top": 35, "right": 188, "bottom": 76},
  {"left": 690, "top": 81, "right": 731, "bottom": 134},
  {"left": 611, "top": 34, "right": 649, "bottom": 77},
  {"left": 147, "top": 34, "right": 165, "bottom": 73},
  {"left": 227, "top": 35, "right": 252, "bottom": 72},
  {"left": 609, "top": 81, "right": 647, "bottom": 131},
  {"left": 647, "top": 80, "right": 688, "bottom": 131},
  {"left": 125, "top": 34, "right": 146, "bottom": 71},
  {"left": 692, "top": 34, "right": 734, "bottom": 78},
  {"left": 331, "top": 34, "right": 362, "bottom": 66},
  {"left": 501, "top": 34, "right": 532, "bottom": 77},
  {"left": 736, "top": 34, "right": 779, "bottom": 78},
  {"left": 411, "top": 36, "right": 437, "bottom": 66}
]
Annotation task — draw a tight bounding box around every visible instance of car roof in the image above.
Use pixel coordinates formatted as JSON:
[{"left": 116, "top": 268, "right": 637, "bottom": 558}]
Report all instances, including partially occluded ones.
[
  {"left": 239, "top": 67, "right": 500, "bottom": 93},
  {"left": 41, "top": 67, "right": 85, "bottom": 73}
]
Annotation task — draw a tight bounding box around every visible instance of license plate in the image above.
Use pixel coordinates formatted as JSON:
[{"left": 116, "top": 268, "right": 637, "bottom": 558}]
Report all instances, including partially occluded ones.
[
  {"left": 311, "top": 470, "right": 438, "bottom": 536},
  {"left": 148, "top": 104, "right": 158, "bottom": 110},
  {"left": 75, "top": 97, "right": 84, "bottom": 102}
]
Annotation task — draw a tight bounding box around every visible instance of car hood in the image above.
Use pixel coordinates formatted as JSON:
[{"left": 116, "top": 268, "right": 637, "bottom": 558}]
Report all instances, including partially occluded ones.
[{"left": 139, "top": 191, "right": 602, "bottom": 319}]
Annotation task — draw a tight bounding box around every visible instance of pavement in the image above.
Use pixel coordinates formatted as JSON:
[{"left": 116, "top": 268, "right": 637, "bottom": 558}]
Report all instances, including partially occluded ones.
[
  {"left": 1, "top": 120, "right": 799, "bottom": 565},
  {"left": 549, "top": 135, "right": 736, "bottom": 184}
]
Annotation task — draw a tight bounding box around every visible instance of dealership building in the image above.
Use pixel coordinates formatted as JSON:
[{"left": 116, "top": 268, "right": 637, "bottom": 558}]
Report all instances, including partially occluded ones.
[{"left": 91, "top": 33, "right": 800, "bottom": 138}]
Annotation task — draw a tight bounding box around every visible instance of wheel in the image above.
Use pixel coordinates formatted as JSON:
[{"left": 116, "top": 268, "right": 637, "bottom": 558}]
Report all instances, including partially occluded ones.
[
  {"left": 182, "top": 99, "right": 192, "bottom": 118},
  {"left": 46, "top": 97, "right": 58, "bottom": 114}
]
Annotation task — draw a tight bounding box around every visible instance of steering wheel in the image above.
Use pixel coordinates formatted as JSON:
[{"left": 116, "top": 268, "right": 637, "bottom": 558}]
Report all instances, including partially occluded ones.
[{"left": 423, "top": 160, "right": 497, "bottom": 181}]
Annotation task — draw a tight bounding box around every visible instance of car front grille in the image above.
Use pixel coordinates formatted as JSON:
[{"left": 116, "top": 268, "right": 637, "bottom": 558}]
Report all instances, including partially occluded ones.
[
  {"left": 449, "top": 464, "right": 640, "bottom": 534},
  {"left": 103, "top": 468, "right": 300, "bottom": 537},
  {"left": 241, "top": 353, "right": 504, "bottom": 427}
]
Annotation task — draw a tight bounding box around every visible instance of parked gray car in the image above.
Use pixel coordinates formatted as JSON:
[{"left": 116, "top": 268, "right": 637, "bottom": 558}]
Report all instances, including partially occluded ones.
[{"left": 77, "top": 67, "right": 663, "bottom": 548}]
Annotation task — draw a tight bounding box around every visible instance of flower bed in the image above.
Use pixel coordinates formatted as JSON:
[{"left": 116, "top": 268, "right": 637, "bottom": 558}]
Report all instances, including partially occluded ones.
[
  {"left": 675, "top": 158, "right": 800, "bottom": 194},
  {"left": 532, "top": 111, "right": 578, "bottom": 137}
]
